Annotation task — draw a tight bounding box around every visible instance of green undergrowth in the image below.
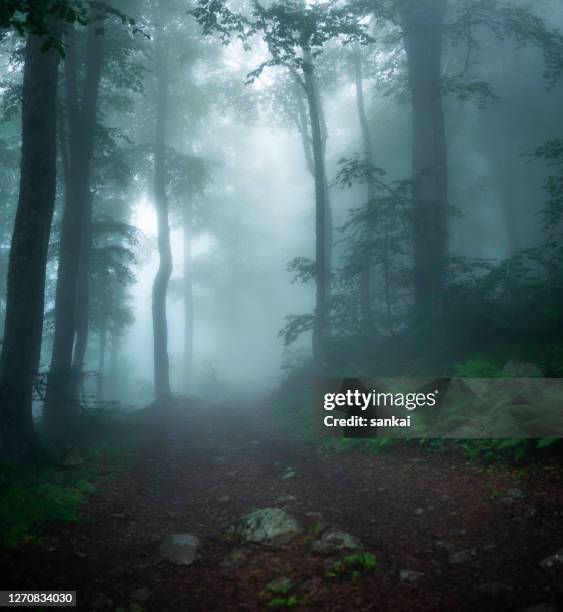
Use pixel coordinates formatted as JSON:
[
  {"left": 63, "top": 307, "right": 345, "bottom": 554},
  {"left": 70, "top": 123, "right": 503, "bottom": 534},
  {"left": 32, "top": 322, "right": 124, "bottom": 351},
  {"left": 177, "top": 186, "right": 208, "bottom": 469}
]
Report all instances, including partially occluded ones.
[
  {"left": 0, "top": 469, "right": 85, "bottom": 548},
  {"left": 0, "top": 407, "right": 149, "bottom": 549},
  {"left": 324, "top": 553, "right": 377, "bottom": 579},
  {"left": 271, "top": 387, "right": 562, "bottom": 463}
]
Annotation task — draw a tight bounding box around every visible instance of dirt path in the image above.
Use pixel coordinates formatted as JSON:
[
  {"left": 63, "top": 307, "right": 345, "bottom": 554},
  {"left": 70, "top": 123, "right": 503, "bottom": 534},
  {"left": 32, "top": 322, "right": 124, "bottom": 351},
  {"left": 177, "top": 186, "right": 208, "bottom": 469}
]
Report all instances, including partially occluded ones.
[{"left": 2, "top": 397, "right": 562, "bottom": 611}]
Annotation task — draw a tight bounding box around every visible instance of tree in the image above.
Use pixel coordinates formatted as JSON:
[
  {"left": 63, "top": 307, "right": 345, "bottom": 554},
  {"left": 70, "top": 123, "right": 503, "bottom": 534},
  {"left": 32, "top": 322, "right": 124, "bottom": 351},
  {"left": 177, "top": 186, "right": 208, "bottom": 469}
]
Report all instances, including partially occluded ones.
[
  {"left": 151, "top": 0, "right": 173, "bottom": 403},
  {"left": 399, "top": 0, "right": 448, "bottom": 353},
  {"left": 193, "top": 0, "right": 369, "bottom": 369},
  {"left": 44, "top": 21, "right": 105, "bottom": 433},
  {"left": 0, "top": 30, "right": 60, "bottom": 463}
]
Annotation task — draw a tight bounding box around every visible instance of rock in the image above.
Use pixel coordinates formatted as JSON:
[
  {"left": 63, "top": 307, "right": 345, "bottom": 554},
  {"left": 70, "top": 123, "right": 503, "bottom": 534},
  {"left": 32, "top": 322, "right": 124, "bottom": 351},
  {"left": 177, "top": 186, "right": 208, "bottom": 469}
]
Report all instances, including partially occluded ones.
[
  {"left": 476, "top": 582, "right": 513, "bottom": 597},
  {"left": 158, "top": 533, "right": 200, "bottom": 565},
  {"left": 450, "top": 528, "right": 467, "bottom": 537},
  {"left": 399, "top": 569, "right": 424, "bottom": 583},
  {"left": 435, "top": 540, "right": 453, "bottom": 551},
  {"left": 130, "top": 588, "right": 151, "bottom": 602},
  {"left": 413, "top": 508, "right": 424, "bottom": 516},
  {"left": 229, "top": 508, "right": 302, "bottom": 546},
  {"left": 539, "top": 548, "right": 563, "bottom": 569},
  {"left": 502, "top": 360, "right": 543, "bottom": 378},
  {"left": 449, "top": 549, "right": 476, "bottom": 565},
  {"left": 500, "top": 488, "right": 526, "bottom": 502},
  {"left": 311, "top": 528, "right": 363, "bottom": 554},
  {"left": 274, "top": 495, "right": 297, "bottom": 505},
  {"left": 218, "top": 495, "right": 231, "bottom": 503},
  {"left": 264, "top": 576, "right": 293, "bottom": 594}
]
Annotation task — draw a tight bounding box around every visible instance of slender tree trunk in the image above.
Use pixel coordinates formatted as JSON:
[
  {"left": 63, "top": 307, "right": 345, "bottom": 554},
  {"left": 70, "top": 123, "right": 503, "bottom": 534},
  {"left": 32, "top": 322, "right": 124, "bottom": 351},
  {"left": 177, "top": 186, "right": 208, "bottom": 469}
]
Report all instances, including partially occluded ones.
[
  {"left": 96, "top": 317, "right": 106, "bottom": 404},
  {"left": 302, "top": 47, "right": 330, "bottom": 369},
  {"left": 401, "top": 0, "right": 448, "bottom": 345},
  {"left": 152, "top": 0, "right": 173, "bottom": 403},
  {"left": 44, "top": 25, "right": 104, "bottom": 431},
  {"left": 183, "top": 200, "right": 194, "bottom": 392},
  {"left": 352, "top": 46, "right": 377, "bottom": 325},
  {"left": 70, "top": 190, "right": 93, "bottom": 399},
  {"left": 0, "top": 33, "right": 60, "bottom": 464},
  {"left": 109, "top": 332, "right": 119, "bottom": 401}
]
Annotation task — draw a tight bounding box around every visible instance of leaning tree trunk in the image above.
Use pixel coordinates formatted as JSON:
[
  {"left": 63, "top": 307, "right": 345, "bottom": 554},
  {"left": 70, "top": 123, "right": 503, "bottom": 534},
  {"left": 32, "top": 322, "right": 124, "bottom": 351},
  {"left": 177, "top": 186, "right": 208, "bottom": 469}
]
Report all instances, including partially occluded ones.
[
  {"left": 401, "top": 0, "right": 448, "bottom": 349},
  {"left": 302, "top": 47, "right": 330, "bottom": 369},
  {"left": 183, "top": 199, "right": 194, "bottom": 392},
  {"left": 152, "top": 0, "right": 173, "bottom": 403},
  {"left": 352, "top": 46, "right": 378, "bottom": 326},
  {"left": 44, "top": 25, "right": 103, "bottom": 432},
  {"left": 0, "top": 33, "right": 60, "bottom": 464}
]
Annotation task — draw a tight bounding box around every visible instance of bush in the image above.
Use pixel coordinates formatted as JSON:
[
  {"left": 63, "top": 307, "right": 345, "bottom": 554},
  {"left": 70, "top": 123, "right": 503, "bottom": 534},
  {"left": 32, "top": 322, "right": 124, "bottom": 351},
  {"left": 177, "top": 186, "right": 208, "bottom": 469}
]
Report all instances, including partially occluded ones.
[{"left": 0, "top": 480, "right": 83, "bottom": 548}]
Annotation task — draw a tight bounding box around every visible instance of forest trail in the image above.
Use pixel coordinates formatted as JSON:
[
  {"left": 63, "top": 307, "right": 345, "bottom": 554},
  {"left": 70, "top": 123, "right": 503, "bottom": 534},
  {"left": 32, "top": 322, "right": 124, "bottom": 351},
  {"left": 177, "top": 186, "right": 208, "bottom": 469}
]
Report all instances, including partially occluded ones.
[{"left": 2, "top": 397, "right": 562, "bottom": 611}]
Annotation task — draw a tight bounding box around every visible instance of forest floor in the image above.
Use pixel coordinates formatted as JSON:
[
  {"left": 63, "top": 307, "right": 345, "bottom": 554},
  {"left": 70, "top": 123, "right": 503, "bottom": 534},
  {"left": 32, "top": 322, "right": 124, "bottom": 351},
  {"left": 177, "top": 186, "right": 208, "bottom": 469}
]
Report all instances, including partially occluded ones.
[{"left": 2, "top": 395, "right": 563, "bottom": 611}]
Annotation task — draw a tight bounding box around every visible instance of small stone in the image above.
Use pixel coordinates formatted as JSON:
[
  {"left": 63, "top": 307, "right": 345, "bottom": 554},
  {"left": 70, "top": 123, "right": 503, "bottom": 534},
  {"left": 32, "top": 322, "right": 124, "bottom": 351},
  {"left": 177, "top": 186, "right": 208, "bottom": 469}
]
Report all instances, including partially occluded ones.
[
  {"left": 275, "top": 495, "right": 297, "bottom": 505},
  {"left": 501, "top": 488, "right": 526, "bottom": 502},
  {"left": 449, "top": 549, "right": 476, "bottom": 565},
  {"left": 399, "top": 569, "right": 424, "bottom": 583},
  {"left": 311, "top": 528, "right": 363, "bottom": 554},
  {"left": 414, "top": 508, "right": 424, "bottom": 516},
  {"left": 539, "top": 548, "right": 563, "bottom": 569},
  {"left": 218, "top": 495, "right": 231, "bottom": 503},
  {"left": 158, "top": 533, "right": 200, "bottom": 566}
]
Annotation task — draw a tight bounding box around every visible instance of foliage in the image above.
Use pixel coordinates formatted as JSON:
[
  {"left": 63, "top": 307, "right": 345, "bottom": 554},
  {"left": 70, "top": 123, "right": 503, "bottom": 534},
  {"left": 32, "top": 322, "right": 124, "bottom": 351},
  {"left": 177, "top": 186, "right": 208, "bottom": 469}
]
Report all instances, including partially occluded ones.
[
  {"left": 0, "top": 478, "right": 82, "bottom": 548},
  {"left": 324, "top": 553, "right": 377, "bottom": 579}
]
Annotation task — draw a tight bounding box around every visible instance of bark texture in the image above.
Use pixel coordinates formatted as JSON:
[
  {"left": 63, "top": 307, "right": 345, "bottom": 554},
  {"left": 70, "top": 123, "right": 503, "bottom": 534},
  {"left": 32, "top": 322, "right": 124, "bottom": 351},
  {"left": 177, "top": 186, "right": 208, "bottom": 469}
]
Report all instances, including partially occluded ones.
[
  {"left": 183, "top": 200, "right": 194, "bottom": 391},
  {"left": 401, "top": 0, "right": 448, "bottom": 340},
  {"left": 302, "top": 48, "right": 330, "bottom": 369},
  {"left": 44, "top": 25, "right": 104, "bottom": 431},
  {"left": 353, "top": 47, "right": 377, "bottom": 325},
  {"left": 152, "top": 0, "right": 173, "bottom": 402},
  {"left": 0, "top": 34, "right": 60, "bottom": 463}
]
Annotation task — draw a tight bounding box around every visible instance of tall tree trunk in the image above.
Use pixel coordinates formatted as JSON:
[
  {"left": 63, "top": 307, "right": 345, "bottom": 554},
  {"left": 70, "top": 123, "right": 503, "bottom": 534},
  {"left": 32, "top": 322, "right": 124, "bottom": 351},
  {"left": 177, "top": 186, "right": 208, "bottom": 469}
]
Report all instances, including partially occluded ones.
[
  {"left": 152, "top": 0, "right": 173, "bottom": 403},
  {"left": 183, "top": 200, "right": 194, "bottom": 392},
  {"left": 401, "top": 0, "right": 448, "bottom": 348},
  {"left": 352, "top": 46, "right": 377, "bottom": 326},
  {"left": 44, "top": 25, "right": 104, "bottom": 432},
  {"left": 70, "top": 190, "right": 93, "bottom": 400},
  {"left": 0, "top": 33, "right": 60, "bottom": 464},
  {"left": 302, "top": 47, "right": 330, "bottom": 369},
  {"left": 109, "top": 332, "right": 119, "bottom": 401},
  {"left": 96, "top": 316, "right": 107, "bottom": 404}
]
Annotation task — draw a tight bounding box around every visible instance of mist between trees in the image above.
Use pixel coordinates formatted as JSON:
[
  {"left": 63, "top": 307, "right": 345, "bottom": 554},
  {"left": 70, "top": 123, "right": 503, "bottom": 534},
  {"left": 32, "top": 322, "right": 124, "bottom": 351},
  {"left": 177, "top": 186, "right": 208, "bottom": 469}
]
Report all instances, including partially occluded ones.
[{"left": 0, "top": 0, "right": 563, "bottom": 464}]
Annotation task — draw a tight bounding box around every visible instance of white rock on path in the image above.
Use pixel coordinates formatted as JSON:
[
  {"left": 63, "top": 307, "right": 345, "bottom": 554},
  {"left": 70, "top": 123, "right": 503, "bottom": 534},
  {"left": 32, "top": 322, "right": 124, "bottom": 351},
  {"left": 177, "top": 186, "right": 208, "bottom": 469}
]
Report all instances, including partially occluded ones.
[
  {"left": 229, "top": 508, "right": 302, "bottom": 546},
  {"left": 158, "top": 533, "right": 201, "bottom": 565},
  {"left": 311, "top": 528, "right": 363, "bottom": 554}
]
